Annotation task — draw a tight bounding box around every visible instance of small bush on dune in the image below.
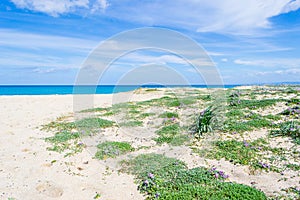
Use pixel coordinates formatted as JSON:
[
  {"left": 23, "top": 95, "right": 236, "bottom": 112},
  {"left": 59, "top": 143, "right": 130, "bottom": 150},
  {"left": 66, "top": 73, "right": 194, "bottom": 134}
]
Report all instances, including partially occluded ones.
[
  {"left": 95, "top": 141, "right": 134, "bottom": 160},
  {"left": 191, "top": 106, "right": 215, "bottom": 136},
  {"left": 122, "top": 153, "right": 267, "bottom": 200},
  {"left": 270, "top": 121, "right": 300, "bottom": 144}
]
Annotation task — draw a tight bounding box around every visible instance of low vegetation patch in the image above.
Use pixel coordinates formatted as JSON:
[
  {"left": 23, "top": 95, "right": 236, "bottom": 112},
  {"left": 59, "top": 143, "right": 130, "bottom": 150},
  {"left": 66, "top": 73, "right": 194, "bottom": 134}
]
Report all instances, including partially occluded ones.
[
  {"left": 45, "top": 131, "right": 84, "bottom": 155},
  {"left": 138, "top": 112, "right": 156, "bottom": 119},
  {"left": 121, "top": 153, "right": 267, "bottom": 200},
  {"left": 42, "top": 121, "right": 76, "bottom": 132},
  {"left": 119, "top": 120, "right": 143, "bottom": 127},
  {"left": 158, "top": 112, "right": 179, "bottom": 119},
  {"left": 80, "top": 107, "right": 108, "bottom": 113},
  {"left": 204, "top": 140, "right": 262, "bottom": 166},
  {"left": 75, "top": 117, "right": 114, "bottom": 134},
  {"left": 154, "top": 123, "right": 188, "bottom": 146},
  {"left": 196, "top": 139, "right": 283, "bottom": 171},
  {"left": 223, "top": 114, "right": 272, "bottom": 133},
  {"left": 95, "top": 141, "right": 134, "bottom": 160},
  {"left": 43, "top": 117, "right": 114, "bottom": 155},
  {"left": 270, "top": 121, "right": 300, "bottom": 144},
  {"left": 230, "top": 99, "right": 282, "bottom": 109}
]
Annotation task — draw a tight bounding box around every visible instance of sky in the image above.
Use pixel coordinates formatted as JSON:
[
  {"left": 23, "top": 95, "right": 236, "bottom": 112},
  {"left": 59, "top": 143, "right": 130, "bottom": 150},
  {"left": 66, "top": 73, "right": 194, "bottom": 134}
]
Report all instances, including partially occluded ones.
[{"left": 1, "top": 0, "right": 300, "bottom": 85}]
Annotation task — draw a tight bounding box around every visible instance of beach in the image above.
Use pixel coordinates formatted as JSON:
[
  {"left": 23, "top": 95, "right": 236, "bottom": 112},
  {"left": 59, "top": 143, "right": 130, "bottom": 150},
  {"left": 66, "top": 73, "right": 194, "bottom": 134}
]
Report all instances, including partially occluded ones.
[
  {"left": 0, "top": 87, "right": 299, "bottom": 199},
  {"left": 0, "top": 94, "right": 145, "bottom": 199}
]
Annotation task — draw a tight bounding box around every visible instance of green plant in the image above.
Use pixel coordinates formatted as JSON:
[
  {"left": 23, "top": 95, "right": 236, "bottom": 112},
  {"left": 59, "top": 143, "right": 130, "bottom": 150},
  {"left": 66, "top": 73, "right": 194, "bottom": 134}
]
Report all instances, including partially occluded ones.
[
  {"left": 226, "top": 109, "right": 244, "bottom": 118},
  {"left": 206, "top": 140, "right": 260, "bottom": 166},
  {"left": 233, "top": 99, "right": 282, "bottom": 109},
  {"left": 223, "top": 116, "right": 272, "bottom": 133},
  {"left": 45, "top": 131, "right": 80, "bottom": 143},
  {"left": 121, "top": 154, "right": 267, "bottom": 200},
  {"left": 95, "top": 141, "right": 134, "bottom": 160},
  {"left": 191, "top": 107, "right": 214, "bottom": 136},
  {"left": 195, "top": 139, "right": 285, "bottom": 172},
  {"left": 280, "top": 106, "right": 300, "bottom": 116},
  {"left": 158, "top": 112, "right": 179, "bottom": 118},
  {"left": 42, "top": 116, "right": 114, "bottom": 156},
  {"left": 119, "top": 120, "right": 143, "bottom": 127},
  {"left": 287, "top": 98, "right": 300, "bottom": 105},
  {"left": 265, "top": 114, "right": 281, "bottom": 120},
  {"left": 138, "top": 112, "right": 156, "bottom": 119},
  {"left": 270, "top": 121, "right": 300, "bottom": 144},
  {"left": 166, "top": 99, "right": 181, "bottom": 107},
  {"left": 228, "top": 91, "right": 241, "bottom": 106},
  {"left": 180, "top": 96, "right": 198, "bottom": 105},
  {"left": 44, "top": 131, "right": 85, "bottom": 154},
  {"left": 154, "top": 124, "right": 188, "bottom": 145},
  {"left": 73, "top": 117, "right": 114, "bottom": 135},
  {"left": 286, "top": 163, "right": 300, "bottom": 171},
  {"left": 145, "top": 88, "right": 159, "bottom": 92},
  {"left": 121, "top": 153, "right": 186, "bottom": 179},
  {"left": 80, "top": 107, "right": 108, "bottom": 113},
  {"left": 41, "top": 121, "right": 76, "bottom": 132},
  {"left": 198, "top": 94, "right": 211, "bottom": 101},
  {"left": 93, "top": 193, "right": 101, "bottom": 199}
]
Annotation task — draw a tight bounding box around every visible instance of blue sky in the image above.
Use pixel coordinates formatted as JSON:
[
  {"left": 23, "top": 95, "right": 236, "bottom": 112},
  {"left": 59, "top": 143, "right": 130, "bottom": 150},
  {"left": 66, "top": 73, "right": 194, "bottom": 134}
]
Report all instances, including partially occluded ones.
[{"left": 1, "top": 0, "right": 300, "bottom": 85}]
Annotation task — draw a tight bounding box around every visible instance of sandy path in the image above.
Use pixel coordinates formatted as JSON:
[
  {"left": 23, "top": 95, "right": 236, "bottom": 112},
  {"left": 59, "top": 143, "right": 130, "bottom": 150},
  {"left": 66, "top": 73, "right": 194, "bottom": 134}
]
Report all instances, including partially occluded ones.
[{"left": 0, "top": 95, "right": 145, "bottom": 200}]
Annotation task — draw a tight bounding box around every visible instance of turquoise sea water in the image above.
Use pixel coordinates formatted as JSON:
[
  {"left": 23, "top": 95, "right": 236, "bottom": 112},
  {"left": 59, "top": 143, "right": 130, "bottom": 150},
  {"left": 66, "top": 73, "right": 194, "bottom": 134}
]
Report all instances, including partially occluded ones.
[
  {"left": 0, "top": 85, "right": 241, "bottom": 95},
  {"left": 1, "top": 83, "right": 299, "bottom": 95}
]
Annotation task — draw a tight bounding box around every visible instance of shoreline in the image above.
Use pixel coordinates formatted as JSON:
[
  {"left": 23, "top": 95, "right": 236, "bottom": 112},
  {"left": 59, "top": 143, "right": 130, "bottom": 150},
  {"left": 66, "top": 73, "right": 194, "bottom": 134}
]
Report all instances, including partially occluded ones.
[{"left": 0, "top": 84, "right": 299, "bottom": 96}]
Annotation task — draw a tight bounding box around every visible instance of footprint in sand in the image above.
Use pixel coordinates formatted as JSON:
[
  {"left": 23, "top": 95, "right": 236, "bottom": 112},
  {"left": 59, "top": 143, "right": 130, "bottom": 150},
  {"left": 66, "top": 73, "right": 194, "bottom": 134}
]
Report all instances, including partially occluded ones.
[{"left": 36, "top": 181, "right": 63, "bottom": 198}]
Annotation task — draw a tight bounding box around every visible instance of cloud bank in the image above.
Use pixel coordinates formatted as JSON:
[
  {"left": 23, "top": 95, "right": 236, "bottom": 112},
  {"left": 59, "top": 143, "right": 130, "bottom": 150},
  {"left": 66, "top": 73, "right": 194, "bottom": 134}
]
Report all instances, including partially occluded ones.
[
  {"left": 10, "top": 0, "right": 300, "bottom": 34},
  {"left": 10, "top": 0, "right": 108, "bottom": 16}
]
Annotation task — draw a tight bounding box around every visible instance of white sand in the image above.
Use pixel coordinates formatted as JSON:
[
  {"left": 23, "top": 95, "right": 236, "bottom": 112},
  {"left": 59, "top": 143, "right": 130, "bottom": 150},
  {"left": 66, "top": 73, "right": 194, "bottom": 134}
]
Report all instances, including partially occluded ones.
[{"left": 0, "top": 94, "right": 147, "bottom": 200}]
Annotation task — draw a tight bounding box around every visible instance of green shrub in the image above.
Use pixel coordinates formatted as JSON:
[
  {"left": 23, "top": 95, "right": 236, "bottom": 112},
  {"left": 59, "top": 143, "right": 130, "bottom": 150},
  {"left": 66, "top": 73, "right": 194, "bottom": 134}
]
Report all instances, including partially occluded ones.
[
  {"left": 95, "top": 141, "right": 134, "bottom": 160},
  {"left": 270, "top": 121, "right": 300, "bottom": 144},
  {"left": 191, "top": 107, "right": 214, "bottom": 136},
  {"left": 207, "top": 140, "right": 260, "bottom": 165},
  {"left": 45, "top": 131, "right": 80, "bottom": 143},
  {"left": 119, "top": 120, "right": 143, "bottom": 127},
  {"left": 223, "top": 117, "right": 272, "bottom": 133},
  {"left": 159, "top": 112, "right": 179, "bottom": 119},
  {"left": 45, "top": 131, "right": 84, "bottom": 154},
  {"left": 122, "top": 154, "right": 267, "bottom": 200},
  {"left": 42, "top": 121, "right": 76, "bottom": 132},
  {"left": 75, "top": 117, "right": 114, "bottom": 134},
  {"left": 234, "top": 99, "right": 281, "bottom": 109},
  {"left": 280, "top": 106, "right": 300, "bottom": 116},
  {"left": 154, "top": 124, "right": 188, "bottom": 145}
]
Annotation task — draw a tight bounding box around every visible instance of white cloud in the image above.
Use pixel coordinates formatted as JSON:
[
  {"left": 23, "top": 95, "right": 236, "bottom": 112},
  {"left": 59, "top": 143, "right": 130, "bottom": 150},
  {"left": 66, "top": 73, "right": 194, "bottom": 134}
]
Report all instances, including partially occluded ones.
[
  {"left": 105, "top": 0, "right": 300, "bottom": 35},
  {"left": 234, "top": 58, "right": 300, "bottom": 68},
  {"left": 0, "top": 28, "right": 96, "bottom": 52},
  {"left": 207, "top": 51, "right": 225, "bottom": 56},
  {"left": 281, "top": 0, "right": 300, "bottom": 13},
  {"left": 119, "top": 53, "right": 187, "bottom": 65},
  {"left": 113, "top": 52, "right": 215, "bottom": 68},
  {"left": 9, "top": 0, "right": 300, "bottom": 34},
  {"left": 254, "top": 68, "right": 300, "bottom": 76},
  {"left": 91, "top": 0, "right": 109, "bottom": 13},
  {"left": 10, "top": 0, "right": 108, "bottom": 16},
  {"left": 33, "top": 67, "right": 56, "bottom": 73},
  {"left": 221, "top": 58, "right": 228, "bottom": 62},
  {"left": 0, "top": 29, "right": 97, "bottom": 69}
]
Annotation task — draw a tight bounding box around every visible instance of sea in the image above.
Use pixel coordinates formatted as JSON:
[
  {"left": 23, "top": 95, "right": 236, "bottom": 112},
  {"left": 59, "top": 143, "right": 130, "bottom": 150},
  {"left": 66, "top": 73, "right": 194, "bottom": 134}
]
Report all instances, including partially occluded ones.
[
  {"left": 0, "top": 83, "right": 299, "bottom": 95},
  {"left": 0, "top": 85, "right": 240, "bottom": 95}
]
